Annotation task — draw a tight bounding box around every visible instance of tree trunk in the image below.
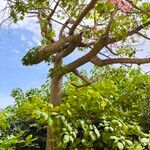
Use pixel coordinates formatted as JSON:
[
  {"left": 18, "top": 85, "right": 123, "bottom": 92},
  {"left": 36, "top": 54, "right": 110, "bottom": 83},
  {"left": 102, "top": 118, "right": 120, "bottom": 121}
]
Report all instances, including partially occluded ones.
[
  {"left": 50, "top": 74, "right": 63, "bottom": 106},
  {"left": 46, "top": 57, "right": 63, "bottom": 150}
]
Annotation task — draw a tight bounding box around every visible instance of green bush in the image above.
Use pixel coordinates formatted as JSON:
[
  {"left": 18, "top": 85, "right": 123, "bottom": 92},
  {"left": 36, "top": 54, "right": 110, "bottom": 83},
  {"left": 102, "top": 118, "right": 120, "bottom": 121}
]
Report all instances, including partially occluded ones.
[{"left": 0, "top": 67, "right": 150, "bottom": 149}]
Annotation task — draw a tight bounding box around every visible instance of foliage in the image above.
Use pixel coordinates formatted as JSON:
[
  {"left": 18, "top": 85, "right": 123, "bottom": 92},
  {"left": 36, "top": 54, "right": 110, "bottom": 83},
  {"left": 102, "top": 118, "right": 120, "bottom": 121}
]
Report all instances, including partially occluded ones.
[
  {"left": 0, "top": 67, "right": 150, "bottom": 149},
  {"left": 2, "top": 0, "right": 150, "bottom": 149},
  {"left": 0, "top": 83, "right": 50, "bottom": 150},
  {"left": 5, "top": 0, "right": 150, "bottom": 67}
]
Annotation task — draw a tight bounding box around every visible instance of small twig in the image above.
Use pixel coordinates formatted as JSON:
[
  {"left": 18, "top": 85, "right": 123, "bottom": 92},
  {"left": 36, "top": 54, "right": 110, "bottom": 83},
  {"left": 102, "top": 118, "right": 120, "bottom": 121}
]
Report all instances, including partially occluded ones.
[
  {"left": 0, "top": 16, "right": 11, "bottom": 27},
  {"left": 48, "top": 0, "right": 60, "bottom": 19},
  {"left": 105, "top": 46, "right": 118, "bottom": 56},
  {"left": 59, "top": 18, "right": 72, "bottom": 39},
  {"left": 126, "top": 0, "right": 150, "bottom": 17},
  {"left": 136, "top": 32, "right": 150, "bottom": 40},
  {"left": 73, "top": 69, "right": 92, "bottom": 85}
]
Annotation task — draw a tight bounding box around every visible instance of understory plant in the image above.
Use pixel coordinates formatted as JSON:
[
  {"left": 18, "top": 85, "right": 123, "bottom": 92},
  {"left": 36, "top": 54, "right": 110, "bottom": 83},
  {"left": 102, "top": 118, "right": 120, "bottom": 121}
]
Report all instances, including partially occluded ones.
[{"left": 0, "top": 67, "right": 150, "bottom": 150}]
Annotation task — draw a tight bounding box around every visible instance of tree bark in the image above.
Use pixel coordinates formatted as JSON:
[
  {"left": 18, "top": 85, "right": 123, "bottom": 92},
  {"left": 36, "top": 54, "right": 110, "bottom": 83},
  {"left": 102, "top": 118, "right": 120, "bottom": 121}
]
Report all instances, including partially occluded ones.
[
  {"left": 50, "top": 74, "right": 63, "bottom": 106},
  {"left": 46, "top": 127, "right": 55, "bottom": 150},
  {"left": 46, "top": 56, "right": 63, "bottom": 150}
]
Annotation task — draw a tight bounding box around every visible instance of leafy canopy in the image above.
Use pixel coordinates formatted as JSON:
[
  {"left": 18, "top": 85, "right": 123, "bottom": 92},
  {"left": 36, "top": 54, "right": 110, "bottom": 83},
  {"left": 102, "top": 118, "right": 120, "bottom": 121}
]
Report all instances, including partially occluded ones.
[{"left": 5, "top": 0, "right": 150, "bottom": 66}]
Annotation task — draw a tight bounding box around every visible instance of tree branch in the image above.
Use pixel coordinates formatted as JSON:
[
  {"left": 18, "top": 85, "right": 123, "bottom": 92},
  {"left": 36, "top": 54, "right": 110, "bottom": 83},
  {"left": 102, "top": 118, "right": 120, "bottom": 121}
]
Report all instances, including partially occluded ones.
[
  {"left": 58, "top": 9, "right": 117, "bottom": 75},
  {"left": 58, "top": 35, "right": 107, "bottom": 76},
  {"left": 91, "top": 56, "right": 150, "bottom": 66},
  {"left": 59, "top": 18, "right": 73, "bottom": 39},
  {"left": 24, "top": 34, "right": 81, "bottom": 65},
  {"left": 136, "top": 32, "right": 150, "bottom": 40},
  {"left": 108, "top": 20, "right": 150, "bottom": 44},
  {"left": 73, "top": 69, "right": 92, "bottom": 85},
  {"left": 48, "top": 0, "right": 60, "bottom": 19},
  {"left": 126, "top": 0, "right": 150, "bottom": 17},
  {"left": 56, "top": 43, "right": 79, "bottom": 60},
  {"left": 105, "top": 46, "right": 118, "bottom": 56},
  {"left": 68, "top": 69, "right": 92, "bottom": 88},
  {"left": 69, "top": 0, "right": 98, "bottom": 35}
]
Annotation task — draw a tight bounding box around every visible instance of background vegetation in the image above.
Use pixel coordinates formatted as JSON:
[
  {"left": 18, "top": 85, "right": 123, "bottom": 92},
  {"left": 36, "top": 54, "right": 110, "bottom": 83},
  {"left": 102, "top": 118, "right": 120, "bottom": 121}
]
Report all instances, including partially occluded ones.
[{"left": 0, "top": 67, "right": 149, "bottom": 150}]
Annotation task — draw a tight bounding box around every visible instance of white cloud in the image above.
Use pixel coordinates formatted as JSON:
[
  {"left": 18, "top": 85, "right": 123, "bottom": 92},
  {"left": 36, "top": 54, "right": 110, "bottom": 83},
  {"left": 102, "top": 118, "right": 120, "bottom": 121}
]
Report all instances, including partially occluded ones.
[
  {"left": 21, "top": 34, "right": 26, "bottom": 42},
  {"left": 12, "top": 49, "right": 20, "bottom": 54},
  {"left": 27, "top": 41, "right": 34, "bottom": 47},
  {"left": 13, "top": 17, "right": 41, "bottom": 36},
  {"left": 7, "top": 17, "right": 42, "bottom": 44},
  {"left": 0, "top": 0, "right": 41, "bottom": 44},
  {"left": 32, "top": 35, "right": 41, "bottom": 45},
  {"left": 0, "top": 0, "right": 8, "bottom": 24}
]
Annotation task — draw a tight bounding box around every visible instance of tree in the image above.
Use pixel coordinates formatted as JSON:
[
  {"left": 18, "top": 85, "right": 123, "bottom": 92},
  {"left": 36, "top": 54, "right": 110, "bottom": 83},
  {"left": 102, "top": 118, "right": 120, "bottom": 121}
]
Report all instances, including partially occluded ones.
[{"left": 1, "top": 0, "right": 150, "bottom": 149}]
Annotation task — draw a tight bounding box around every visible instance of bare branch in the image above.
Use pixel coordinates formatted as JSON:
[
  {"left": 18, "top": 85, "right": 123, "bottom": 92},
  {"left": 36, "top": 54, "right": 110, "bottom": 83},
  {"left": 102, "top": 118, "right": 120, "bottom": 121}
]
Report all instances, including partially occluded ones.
[
  {"left": 136, "top": 32, "right": 150, "bottom": 40},
  {"left": 48, "top": 0, "right": 60, "bottom": 19},
  {"left": 0, "top": 16, "right": 11, "bottom": 27},
  {"left": 73, "top": 69, "right": 92, "bottom": 85},
  {"left": 56, "top": 43, "right": 79, "bottom": 60},
  {"left": 59, "top": 35, "right": 107, "bottom": 75},
  {"left": 67, "top": 69, "right": 92, "bottom": 88},
  {"left": 105, "top": 46, "right": 118, "bottom": 56},
  {"left": 91, "top": 56, "right": 150, "bottom": 66},
  {"left": 59, "top": 18, "right": 73, "bottom": 39},
  {"left": 105, "top": 8, "right": 118, "bottom": 35},
  {"left": 69, "top": 0, "right": 98, "bottom": 35},
  {"left": 55, "top": 35, "right": 82, "bottom": 62}
]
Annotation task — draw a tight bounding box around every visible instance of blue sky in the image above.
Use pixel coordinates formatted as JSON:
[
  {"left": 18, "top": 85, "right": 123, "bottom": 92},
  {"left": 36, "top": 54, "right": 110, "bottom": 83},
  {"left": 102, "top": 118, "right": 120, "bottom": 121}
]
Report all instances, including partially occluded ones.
[
  {"left": 0, "top": 26, "right": 91, "bottom": 108},
  {"left": 0, "top": 28, "right": 50, "bottom": 108}
]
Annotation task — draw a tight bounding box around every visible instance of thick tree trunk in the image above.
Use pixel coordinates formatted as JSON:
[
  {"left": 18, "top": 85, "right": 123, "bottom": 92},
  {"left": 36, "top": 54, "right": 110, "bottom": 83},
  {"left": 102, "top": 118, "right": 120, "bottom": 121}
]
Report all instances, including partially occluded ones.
[
  {"left": 46, "top": 57, "right": 62, "bottom": 150},
  {"left": 46, "top": 127, "right": 55, "bottom": 150},
  {"left": 46, "top": 75, "right": 62, "bottom": 150},
  {"left": 50, "top": 74, "right": 63, "bottom": 106}
]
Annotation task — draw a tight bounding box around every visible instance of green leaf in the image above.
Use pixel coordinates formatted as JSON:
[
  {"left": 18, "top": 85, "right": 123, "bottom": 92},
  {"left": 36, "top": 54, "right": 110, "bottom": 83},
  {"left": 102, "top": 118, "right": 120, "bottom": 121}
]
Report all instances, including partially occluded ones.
[
  {"left": 48, "top": 117, "right": 53, "bottom": 127},
  {"left": 89, "top": 131, "right": 96, "bottom": 141},
  {"left": 42, "top": 112, "right": 48, "bottom": 120},
  {"left": 63, "top": 135, "right": 70, "bottom": 143},
  {"left": 125, "top": 140, "right": 133, "bottom": 146},
  {"left": 117, "top": 142, "right": 124, "bottom": 150},
  {"left": 140, "top": 138, "right": 149, "bottom": 143},
  {"left": 26, "top": 134, "right": 32, "bottom": 143},
  {"left": 93, "top": 125, "right": 100, "bottom": 138}
]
